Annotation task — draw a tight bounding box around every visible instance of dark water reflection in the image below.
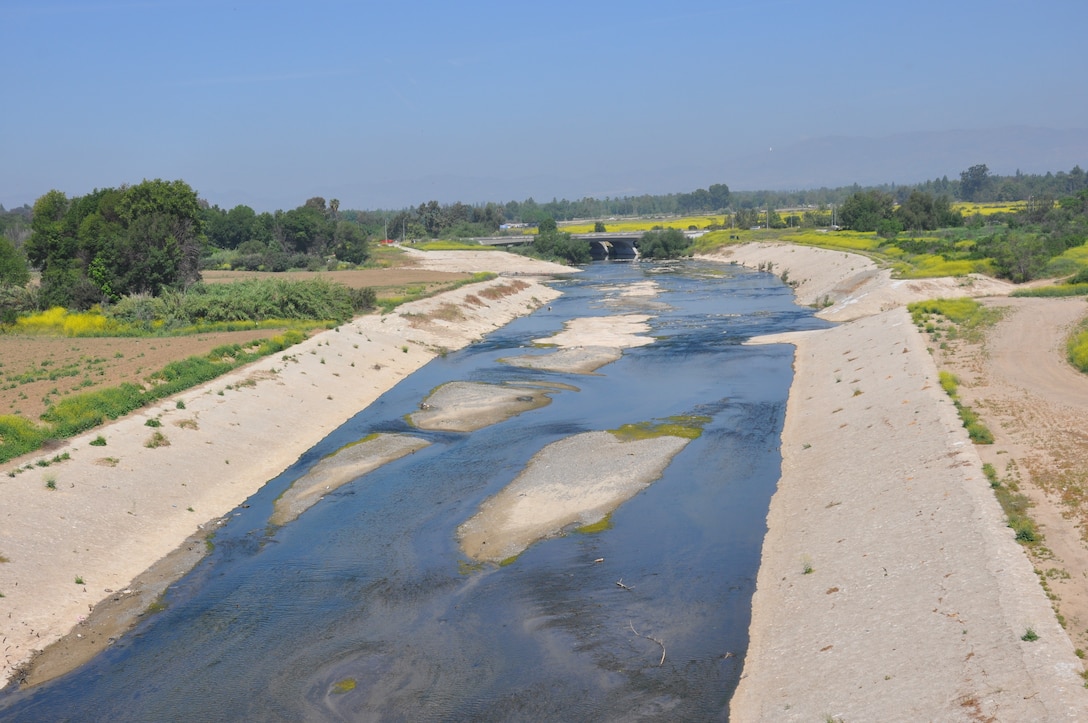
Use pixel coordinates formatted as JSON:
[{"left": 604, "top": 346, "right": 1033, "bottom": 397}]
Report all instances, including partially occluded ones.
[{"left": 1, "top": 260, "right": 829, "bottom": 722}]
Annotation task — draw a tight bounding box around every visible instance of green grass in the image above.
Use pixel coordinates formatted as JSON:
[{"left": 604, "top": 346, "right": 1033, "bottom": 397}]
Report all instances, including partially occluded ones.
[
  {"left": 1067, "top": 321, "right": 1088, "bottom": 373},
  {"left": 908, "top": 298, "right": 1003, "bottom": 344},
  {"left": 932, "top": 367, "right": 995, "bottom": 444},
  {"left": 575, "top": 513, "right": 614, "bottom": 534},
  {"left": 414, "top": 240, "right": 496, "bottom": 251},
  {"left": 0, "top": 415, "right": 50, "bottom": 461},
  {"left": 144, "top": 430, "right": 169, "bottom": 448},
  {"left": 693, "top": 226, "right": 1004, "bottom": 279},
  {"left": 894, "top": 255, "right": 983, "bottom": 278},
  {"left": 375, "top": 272, "right": 497, "bottom": 313},
  {"left": 1014, "top": 283, "right": 1088, "bottom": 298},
  {"left": 560, "top": 214, "right": 727, "bottom": 234},
  {"left": 988, "top": 462, "right": 1039, "bottom": 544}
]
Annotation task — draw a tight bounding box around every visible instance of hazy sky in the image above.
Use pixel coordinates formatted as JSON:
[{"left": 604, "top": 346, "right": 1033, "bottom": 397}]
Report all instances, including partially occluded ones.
[{"left": 3, "top": 0, "right": 1086, "bottom": 211}]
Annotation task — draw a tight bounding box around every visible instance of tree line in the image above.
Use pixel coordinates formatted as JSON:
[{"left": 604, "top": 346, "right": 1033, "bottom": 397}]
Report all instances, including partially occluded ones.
[{"left": 3, "top": 163, "right": 1088, "bottom": 312}]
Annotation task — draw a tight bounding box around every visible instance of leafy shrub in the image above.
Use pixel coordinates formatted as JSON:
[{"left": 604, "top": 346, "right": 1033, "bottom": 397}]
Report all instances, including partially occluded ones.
[
  {"left": 348, "top": 286, "right": 377, "bottom": 312},
  {"left": 0, "top": 284, "right": 40, "bottom": 326},
  {"left": 176, "top": 280, "right": 355, "bottom": 323},
  {"left": 964, "top": 419, "right": 995, "bottom": 444},
  {"left": 938, "top": 371, "right": 959, "bottom": 396},
  {"left": 639, "top": 228, "right": 694, "bottom": 259},
  {"left": 1068, "top": 326, "right": 1088, "bottom": 373}
]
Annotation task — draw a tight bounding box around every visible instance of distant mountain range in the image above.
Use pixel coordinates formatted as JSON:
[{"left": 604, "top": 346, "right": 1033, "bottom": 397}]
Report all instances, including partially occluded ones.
[
  {"left": 206, "top": 126, "right": 1088, "bottom": 211},
  {"left": 716, "top": 126, "right": 1088, "bottom": 191}
]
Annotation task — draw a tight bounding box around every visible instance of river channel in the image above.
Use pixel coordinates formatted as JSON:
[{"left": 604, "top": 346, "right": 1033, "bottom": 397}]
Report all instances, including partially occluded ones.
[{"left": 2, "top": 259, "right": 829, "bottom": 721}]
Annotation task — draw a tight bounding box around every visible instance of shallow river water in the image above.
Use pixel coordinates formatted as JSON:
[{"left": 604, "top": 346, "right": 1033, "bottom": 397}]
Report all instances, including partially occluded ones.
[{"left": 2, "top": 259, "right": 829, "bottom": 721}]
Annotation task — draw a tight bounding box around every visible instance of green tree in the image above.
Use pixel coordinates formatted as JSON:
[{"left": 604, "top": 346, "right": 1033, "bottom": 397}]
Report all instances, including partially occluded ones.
[
  {"left": 278, "top": 205, "right": 330, "bottom": 254},
  {"left": 839, "top": 190, "right": 895, "bottom": 232},
  {"left": 986, "top": 231, "right": 1047, "bottom": 283},
  {"left": 0, "top": 236, "right": 30, "bottom": 286},
  {"left": 895, "top": 190, "right": 964, "bottom": 231},
  {"left": 332, "top": 221, "right": 370, "bottom": 264},
  {"left": 529, "top": 227, "right": 589, "bottom": 264},
  {"left": 960, "top": 164, "right": 991, "bottom": 202},
  {"left": 708, "top": 183, "right": 731, "bottom": 210},
  {"left": 734, "top": 208, "right": 759, "bottom": 228},
  {"left": 638, "top": 228, "right": 693, "bottom": 259},
  {"left": 204, "top": 204, "right": 257, "bottom": 249},
  {"left": 25, "top": 180, "right": 205, "bottom": 307},
  {"left": 594, "top": 221, "right": 607, "bottom": 233}
]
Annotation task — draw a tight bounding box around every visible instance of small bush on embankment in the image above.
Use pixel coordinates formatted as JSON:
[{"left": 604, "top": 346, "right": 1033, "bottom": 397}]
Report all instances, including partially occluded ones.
[
  {"left": 983, "top": 462, "right": 1038, "bottom": 544},
  {"left": 936, "top": 370, "right": 995, "bottom": 444}
]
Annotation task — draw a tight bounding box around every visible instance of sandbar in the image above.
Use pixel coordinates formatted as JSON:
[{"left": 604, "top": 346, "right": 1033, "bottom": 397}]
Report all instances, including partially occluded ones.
[
  {"left": 408, "top": 381, "right": 563, "bottom": 432},
  {"left": 457, "top": 431, "right": 691, "bottom": 563},
  {"left": 270, "top": 433, "right": 431, "bottom": 526},
  {"left": 0, "top": 252, "right": 572, "bottom": 689}
]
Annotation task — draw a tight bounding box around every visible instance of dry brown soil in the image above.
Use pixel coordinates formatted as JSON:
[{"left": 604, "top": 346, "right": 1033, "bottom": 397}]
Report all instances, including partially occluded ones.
[
  {"left": 936, "top": 296, "right": 1088, "bottom": 653},
  {"left": 0, "top": 332, "right": 284, "bottom": 422},
  {"left": 0, "top": 266, "right": 474, "bottom": 424}
]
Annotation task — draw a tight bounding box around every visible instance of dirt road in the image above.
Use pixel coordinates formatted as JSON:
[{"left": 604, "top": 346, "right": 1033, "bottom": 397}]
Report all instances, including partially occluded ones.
[
  {"left": 985, "top": 297, "right": 1088, "bottom": 408},
  {"left": 940, "top": 295, "right": 1088, "bottom": 657}
]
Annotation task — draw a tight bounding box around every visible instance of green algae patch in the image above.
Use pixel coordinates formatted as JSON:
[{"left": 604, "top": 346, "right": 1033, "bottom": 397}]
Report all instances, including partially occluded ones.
[
  {"left": 319, "top": 432, "right": 379, "bottom": 460},
  {"left": 331, "top": 678, "right": 357, "bottom": 694},
  {"left": 458, "top": 559, "right": 484, "bottom": 575},
  {"left": 610, "top": 414, "right": 711, "bottom": 442},
  {"left": 576, "top": 513, "right": 613, "bottom": 534}
]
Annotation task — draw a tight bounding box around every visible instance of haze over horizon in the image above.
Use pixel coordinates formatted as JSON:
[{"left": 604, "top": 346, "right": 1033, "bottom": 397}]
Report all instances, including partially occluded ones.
[{"left": 3, "top": 0, "right": 1086, "bottom": 212}]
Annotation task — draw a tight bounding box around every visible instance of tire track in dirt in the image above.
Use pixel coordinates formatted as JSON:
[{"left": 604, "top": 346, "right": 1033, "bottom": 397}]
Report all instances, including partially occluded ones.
[{"left": 948, "top": 296, "right": 1088, "bottom": 651}]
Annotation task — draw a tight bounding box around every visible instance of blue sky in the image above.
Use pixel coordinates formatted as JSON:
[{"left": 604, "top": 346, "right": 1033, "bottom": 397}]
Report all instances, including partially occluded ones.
[{"left": 2, "top": 0, "right": 1086, "bottom": 211}]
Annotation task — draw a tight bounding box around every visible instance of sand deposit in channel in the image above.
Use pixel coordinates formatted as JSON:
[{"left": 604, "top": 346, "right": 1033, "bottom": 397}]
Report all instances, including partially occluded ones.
[
  {"left": 501, "top": 346, "right": 622, "bottom": 374},
  {"left": 534, "top": 314, "right": 655, "bottom": 349},
  {"left": 458, "top": 431, "right": 690, "bottom": 563},
  {"left": 408, "top": 381, "right": 570, "bottom": 432},
  {"left": 270, "top": 433, "right": 431, "bottom": 526},
  {"left": 0, "top": 261, "right": 569, "bottom": 690}
]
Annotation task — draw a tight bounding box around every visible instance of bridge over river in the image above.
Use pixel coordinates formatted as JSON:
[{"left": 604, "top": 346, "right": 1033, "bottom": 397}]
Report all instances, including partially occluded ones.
[{"left": 471, "top": 230, "right": 704, "bottom": 260}]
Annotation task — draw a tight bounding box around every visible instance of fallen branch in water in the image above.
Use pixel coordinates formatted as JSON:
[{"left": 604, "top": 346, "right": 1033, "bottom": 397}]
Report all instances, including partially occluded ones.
[{"left": 629, "top": 621, "right": 666, "bottom": 666}]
